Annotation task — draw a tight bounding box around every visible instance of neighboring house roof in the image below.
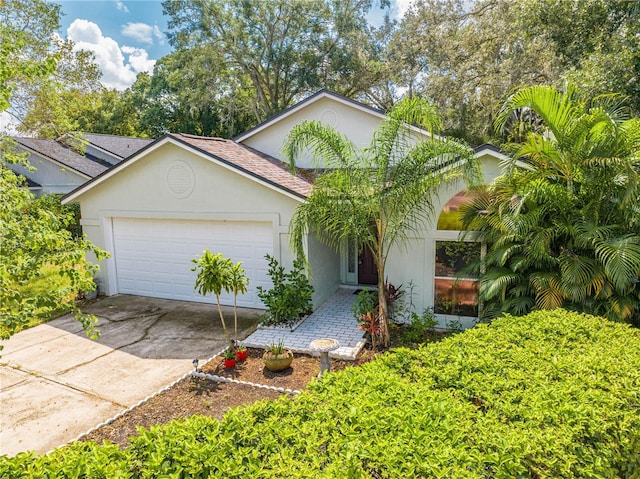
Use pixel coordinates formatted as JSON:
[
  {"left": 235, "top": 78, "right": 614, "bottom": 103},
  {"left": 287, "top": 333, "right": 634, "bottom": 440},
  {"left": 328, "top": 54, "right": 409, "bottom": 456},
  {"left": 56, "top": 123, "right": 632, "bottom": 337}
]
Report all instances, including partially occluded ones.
[
  {"left": 81, "top": 133, "right": 153, "bottom": 159},
  {"left": 63, "top": 133, "right": 312, "bottom": 204},
  {"left": 25, "top": 177, "right": 41, "bottom": 188},
  {"left": 13, "top": 137, "right": 109, "bottom": 178},
  {"left": 234, "top": 89, "right": 391, "bottom": 143},
  {"left": 473, "top": 143, "right": 509, "bottom": 160}
]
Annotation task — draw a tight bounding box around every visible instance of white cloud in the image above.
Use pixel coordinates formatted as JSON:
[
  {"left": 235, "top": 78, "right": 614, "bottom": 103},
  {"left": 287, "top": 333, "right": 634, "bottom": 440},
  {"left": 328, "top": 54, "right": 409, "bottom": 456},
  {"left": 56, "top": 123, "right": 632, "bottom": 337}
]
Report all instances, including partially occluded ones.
[
  {"left": 0, "top": 111, "right": 21, "bottom": 135},
  {"left": 121, "top": 22, "right": 164, "bottom": 45},
  {"left": 115, "top": 1, "right": 129, "bottom": 13},
  {"left": 67, "top": 19, "right": 155, "bottom": 90},
  {"left": 394, "top": 0, "right": 413, "bottom": 18},
  {"left": 153, "top": 25, "right": 164, "bottom": 44},
  {"left": 121, "top": 46, "right": 156, "bottom": 73}
]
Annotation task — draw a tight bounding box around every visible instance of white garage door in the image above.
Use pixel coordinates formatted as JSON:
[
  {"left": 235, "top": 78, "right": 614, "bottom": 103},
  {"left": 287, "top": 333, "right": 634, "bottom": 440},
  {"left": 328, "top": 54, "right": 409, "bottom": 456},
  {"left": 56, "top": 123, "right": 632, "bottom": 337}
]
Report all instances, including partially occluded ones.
[{"left": 112, "top": 218, "right": 272, "bottom": 308}]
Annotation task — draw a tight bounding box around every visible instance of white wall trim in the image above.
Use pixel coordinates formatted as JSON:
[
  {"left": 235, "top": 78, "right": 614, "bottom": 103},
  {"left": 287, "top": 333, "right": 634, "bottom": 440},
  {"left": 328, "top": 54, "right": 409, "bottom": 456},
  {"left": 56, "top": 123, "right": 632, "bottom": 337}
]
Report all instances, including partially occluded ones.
[
  {"left": 97, "top": 210, "right": 281, "bottom": 225},
  {"left": 102, "top": 216, "right": 118, "bottom": 296}
]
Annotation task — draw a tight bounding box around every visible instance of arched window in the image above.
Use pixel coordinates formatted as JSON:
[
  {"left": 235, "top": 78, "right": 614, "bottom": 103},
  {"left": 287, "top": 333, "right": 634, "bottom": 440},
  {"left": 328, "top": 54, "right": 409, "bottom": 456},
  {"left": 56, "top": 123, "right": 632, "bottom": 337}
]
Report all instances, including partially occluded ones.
[{"left": 436, "top": 189, "right": 474, "bottom": 230}]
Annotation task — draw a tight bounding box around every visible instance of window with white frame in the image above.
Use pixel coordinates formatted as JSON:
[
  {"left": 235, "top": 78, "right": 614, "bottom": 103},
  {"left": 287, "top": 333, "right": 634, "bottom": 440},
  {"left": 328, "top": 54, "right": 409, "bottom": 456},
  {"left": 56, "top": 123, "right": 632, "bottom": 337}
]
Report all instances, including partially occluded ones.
[{"left": 434, "top": 189, "right": 483, "bottom": 318}]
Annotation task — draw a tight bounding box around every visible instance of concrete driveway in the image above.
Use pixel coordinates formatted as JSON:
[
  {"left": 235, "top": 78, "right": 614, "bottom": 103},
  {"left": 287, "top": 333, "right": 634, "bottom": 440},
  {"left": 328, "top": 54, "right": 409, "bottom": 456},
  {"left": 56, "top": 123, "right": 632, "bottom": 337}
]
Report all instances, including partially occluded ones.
[{"left": 0, "top": 295, "right": 261, "bottom": 457}]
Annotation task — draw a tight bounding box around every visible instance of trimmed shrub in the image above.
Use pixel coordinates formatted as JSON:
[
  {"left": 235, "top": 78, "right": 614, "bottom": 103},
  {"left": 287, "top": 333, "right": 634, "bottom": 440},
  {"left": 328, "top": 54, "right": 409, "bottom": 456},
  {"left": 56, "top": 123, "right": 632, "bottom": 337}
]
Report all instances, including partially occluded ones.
[
  {"left": 256, "top": 254, "right": 313, "bottom": 327},
  {"left": 2, "top": 310, "right": 639, "bottom": 478}
]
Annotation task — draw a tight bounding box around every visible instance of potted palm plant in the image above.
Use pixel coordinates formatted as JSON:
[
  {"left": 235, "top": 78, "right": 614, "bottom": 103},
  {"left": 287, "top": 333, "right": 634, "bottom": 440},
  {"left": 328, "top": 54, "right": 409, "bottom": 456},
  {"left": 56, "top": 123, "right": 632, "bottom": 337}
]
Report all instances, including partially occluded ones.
[
  {"left": 223, "top": 349, "right": 236, "bottom": 368},
  {"left": 235, "top": 343, "right": 247, "bottom": 361},
  {"left": 262, "top": 339, "right": 293, "bottom": 372}
]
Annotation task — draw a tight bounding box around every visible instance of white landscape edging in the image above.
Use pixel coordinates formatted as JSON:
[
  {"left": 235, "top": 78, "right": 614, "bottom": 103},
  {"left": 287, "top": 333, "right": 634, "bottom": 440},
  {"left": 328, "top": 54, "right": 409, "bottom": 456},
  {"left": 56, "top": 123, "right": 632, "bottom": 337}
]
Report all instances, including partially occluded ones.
[
  {"left": 55, "top": 346, "right": 228, "bottom": 455},
  {"left": 256, "top": 315, "right": 308, "bottom": 332},
  {"left": 191, "top": 371, "right": 301, "bottom": 395}
]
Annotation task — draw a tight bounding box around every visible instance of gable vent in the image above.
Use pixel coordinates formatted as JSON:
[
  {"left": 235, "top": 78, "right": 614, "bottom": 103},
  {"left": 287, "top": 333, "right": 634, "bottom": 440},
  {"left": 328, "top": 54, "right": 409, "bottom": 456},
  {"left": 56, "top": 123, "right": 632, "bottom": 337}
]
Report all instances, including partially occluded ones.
[{"left": 166, "top": 160, "right": 195, "bottom": 198}]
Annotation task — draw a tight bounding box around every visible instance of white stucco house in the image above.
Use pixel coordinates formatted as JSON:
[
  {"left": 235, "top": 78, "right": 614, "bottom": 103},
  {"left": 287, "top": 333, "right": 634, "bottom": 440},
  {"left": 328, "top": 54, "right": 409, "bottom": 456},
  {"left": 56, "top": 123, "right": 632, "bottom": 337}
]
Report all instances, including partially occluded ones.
[
  {"left": 8, "top": 133, "right": 152, "bottom": 195},
  {"left": 62, "top": 90, "right": 509, "bottom": 327}
]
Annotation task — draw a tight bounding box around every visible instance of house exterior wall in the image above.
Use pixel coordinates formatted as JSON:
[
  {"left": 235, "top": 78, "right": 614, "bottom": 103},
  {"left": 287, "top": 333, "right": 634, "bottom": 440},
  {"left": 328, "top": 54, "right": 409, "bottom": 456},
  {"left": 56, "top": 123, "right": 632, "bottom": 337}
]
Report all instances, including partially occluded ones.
[
  {"left": 307, "top": 233, "right": 341, "bottom": 306},
  {"left": 385, "top": 153, "right": 504, "bottom": 328},
  {"left": 73, "top": 142, "right": 332, "bottom": 304},
  {"left": 10, "top": 153, "right": 87, "bottom": 195},
  {"left": 241, "top": 97, "right": 426, "bottom": 168}
]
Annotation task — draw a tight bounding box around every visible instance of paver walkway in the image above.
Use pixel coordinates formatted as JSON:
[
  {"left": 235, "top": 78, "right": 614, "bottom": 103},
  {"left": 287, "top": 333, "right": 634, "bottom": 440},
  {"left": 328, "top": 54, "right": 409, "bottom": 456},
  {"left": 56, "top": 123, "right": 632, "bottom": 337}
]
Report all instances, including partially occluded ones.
[{"left": 244, "top": 287, "right": 365, "bottom": 360}]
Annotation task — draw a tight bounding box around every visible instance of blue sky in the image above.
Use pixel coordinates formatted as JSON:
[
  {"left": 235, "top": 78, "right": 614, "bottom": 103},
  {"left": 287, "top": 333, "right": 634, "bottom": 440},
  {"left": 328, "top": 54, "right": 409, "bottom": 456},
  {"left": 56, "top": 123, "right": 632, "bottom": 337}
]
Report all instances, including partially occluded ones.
[{"left": 56, "top": 0, "right": 409, "bottom": 90}]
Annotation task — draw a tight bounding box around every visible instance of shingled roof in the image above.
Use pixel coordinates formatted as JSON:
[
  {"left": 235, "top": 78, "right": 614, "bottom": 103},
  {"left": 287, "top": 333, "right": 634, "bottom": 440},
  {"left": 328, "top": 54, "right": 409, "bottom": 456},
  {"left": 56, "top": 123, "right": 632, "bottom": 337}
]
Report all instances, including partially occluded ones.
[
  {"left": 14, "top": 137, "right": 110, "bottom": 178},
  {"left": 82, "top": 133, "right": 153, "bottom": 159},
  {"left": 171, "top": 133, "right": 312, "bottom": 198}
]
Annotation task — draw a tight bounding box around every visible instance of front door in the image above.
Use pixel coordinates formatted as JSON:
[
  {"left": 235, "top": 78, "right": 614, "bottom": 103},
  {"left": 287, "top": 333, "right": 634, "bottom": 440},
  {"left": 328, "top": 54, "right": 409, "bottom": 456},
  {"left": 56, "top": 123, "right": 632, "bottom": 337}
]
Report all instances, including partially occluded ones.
[{"left": 358, "top": 245, "right": 378, "bottom": 285}]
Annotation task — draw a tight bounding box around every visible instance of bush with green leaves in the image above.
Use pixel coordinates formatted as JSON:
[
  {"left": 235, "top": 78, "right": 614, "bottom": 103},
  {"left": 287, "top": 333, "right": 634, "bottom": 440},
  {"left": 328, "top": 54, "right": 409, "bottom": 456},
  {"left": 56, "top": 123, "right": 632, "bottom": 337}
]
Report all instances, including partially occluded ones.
[
  {"left": 351, "top": 288, "right": 377, "bottom": 321},
  {"left": 256, "top": 254, "right": 313, "bottom": 327},
  {"left": 401, "top": 309, "right": 438, "bottom": 345},
  {"left": 1, "top": 152, "right": 107, "bottom": 343},
  {"left": 3, "top": 309, "right": 639, "bottom": 477}
]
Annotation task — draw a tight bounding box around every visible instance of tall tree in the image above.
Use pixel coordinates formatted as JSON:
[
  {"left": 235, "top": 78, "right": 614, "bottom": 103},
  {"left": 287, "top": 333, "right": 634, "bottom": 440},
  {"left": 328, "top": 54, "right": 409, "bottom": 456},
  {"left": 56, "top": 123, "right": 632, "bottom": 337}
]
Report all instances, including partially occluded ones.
[
  {"left": 0, "top": 0, "right": 60, "bottom": 111},
  {"left": 17, "top": 39, "right": 102, "bottom": 138},
  {"left": 162, "top": 0, "right": 390, "bottom": 121},
  {"left": 389, "top": 0, "right": 561, "bottom": 143},
  {"left": 1, "top": 0, "right": 107, "bottom": 344},
  {"left": 461, "top": 85, "right": 640, "bottom": 324},
  {"left": 389, "top": 0, "right": 640, "bottom": 143},
  {"left": 138, "top": 48, "right": 256, "bottom": 137},
  {"left": 285, "top": 97, "right": 479, "bottom": 346},
  {"left": 519, "top": 0, "right": 640, "bottom": 115}
]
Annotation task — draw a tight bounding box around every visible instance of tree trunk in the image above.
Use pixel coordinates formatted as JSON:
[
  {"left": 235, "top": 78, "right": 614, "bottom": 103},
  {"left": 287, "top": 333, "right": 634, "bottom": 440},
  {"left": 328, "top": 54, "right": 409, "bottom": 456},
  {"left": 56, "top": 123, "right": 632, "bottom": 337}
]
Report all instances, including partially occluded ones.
[
  {"left": 215, "top": 293, "right": 235, "bottom": 351},
  {"left": 233, "top": 294, "right": 238, "bottom": 344},
  {"left": 375, "top": 218, "right": 390, "bottom": 347},
  {"left": 378, "top": 273, "right": 389, "bottom": 347}
]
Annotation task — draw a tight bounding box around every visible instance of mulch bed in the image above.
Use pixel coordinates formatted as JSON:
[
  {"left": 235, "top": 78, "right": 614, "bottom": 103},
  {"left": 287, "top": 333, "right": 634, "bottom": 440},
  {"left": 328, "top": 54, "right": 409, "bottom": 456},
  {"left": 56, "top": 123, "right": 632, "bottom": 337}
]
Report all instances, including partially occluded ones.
[
  {"left": 79, "top": 348, "right": 374, "bottom": 449},
  {"left": 79, "top": 324, "right": 449, "bottom": 450}
]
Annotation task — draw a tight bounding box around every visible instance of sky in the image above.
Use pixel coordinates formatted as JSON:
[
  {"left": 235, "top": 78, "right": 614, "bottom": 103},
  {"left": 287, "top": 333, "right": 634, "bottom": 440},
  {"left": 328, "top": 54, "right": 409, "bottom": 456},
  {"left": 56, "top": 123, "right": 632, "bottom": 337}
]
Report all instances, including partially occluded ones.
[{"left": 56, "top": 0, "right": 412, "bottom": 91}]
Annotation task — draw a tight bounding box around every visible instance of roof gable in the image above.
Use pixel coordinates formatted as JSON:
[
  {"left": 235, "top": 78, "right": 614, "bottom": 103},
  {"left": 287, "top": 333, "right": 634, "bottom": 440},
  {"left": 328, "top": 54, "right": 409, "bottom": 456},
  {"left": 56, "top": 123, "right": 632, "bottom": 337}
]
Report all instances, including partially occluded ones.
[
  {"left": 234, "top": 89, "right": 387, "bottom": 143},
  {"left": 62, "top": 133, "right": 311, "bottom": 204}
]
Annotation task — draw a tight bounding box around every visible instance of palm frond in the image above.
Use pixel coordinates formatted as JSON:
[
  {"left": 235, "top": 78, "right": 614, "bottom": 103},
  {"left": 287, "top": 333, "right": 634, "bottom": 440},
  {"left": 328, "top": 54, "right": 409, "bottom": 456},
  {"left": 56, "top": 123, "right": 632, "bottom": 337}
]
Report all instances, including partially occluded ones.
[
  {"left": 283, "top": 120, "right": 357, "bottom": 172},
  {"left": 594, "top": 234, "right": 640, "bottom": 293}
]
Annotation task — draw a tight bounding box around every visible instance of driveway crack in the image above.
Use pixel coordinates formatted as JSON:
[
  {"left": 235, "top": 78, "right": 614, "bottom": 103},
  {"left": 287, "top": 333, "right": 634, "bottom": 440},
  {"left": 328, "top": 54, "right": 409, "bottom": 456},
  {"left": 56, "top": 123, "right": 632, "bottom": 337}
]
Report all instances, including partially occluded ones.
[{"left": 55, "top": 312, "right": 167, "bottom": 375}]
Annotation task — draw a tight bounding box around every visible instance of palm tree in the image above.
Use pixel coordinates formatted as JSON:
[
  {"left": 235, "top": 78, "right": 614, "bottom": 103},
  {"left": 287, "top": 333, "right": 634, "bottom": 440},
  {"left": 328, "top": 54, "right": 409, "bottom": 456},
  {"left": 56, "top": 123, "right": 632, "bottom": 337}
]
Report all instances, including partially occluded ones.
[
  {"left": 461, "top": 84, "right": 640, "bottom": 323},
  {"left": 228, "top": 261, "right": 249, "bottom": 343},
  {"left": 284, "top": 97, "right": 479, "bottom": 346},
  {"left": 192, "top": 249, "right": 235, "bottom": 350}
]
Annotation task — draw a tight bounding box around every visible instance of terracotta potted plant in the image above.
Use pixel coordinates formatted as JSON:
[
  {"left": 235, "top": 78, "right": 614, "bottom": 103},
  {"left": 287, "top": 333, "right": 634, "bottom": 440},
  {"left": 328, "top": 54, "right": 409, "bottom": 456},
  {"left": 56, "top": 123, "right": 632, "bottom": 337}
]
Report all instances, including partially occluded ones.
[
  {"left": 223, "top": 349, "right": 236, "bottom": 368},
  {"left": 235, "top": 344, "right": 247, "bottom": 361},
  {"left": 262, "top": 339, "right": 293, "bottom": 372}
]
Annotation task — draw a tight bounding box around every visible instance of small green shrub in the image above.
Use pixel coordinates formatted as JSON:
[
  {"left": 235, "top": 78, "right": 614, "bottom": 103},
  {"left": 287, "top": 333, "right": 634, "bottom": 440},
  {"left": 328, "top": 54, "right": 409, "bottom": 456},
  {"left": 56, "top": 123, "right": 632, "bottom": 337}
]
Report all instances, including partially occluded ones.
[
  {"left": 351, "top": 288, "right": 377, "bottom": 321},
  {"left": 3, "top": 309, "right": 639, "bottom": 478},
  {"left": 256, "top": 254, "right": 313, "bottom": 327},
  {"left": 401, "top": 309, "right": 438, "bottom": 345}
]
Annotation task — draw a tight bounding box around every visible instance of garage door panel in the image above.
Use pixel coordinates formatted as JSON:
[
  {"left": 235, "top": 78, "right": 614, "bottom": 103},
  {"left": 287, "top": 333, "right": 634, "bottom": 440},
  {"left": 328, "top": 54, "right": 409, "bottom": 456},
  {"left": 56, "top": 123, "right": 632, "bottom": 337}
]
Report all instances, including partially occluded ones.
[{"left": 113, "top": 218, "right": 272, "bottom": 308}]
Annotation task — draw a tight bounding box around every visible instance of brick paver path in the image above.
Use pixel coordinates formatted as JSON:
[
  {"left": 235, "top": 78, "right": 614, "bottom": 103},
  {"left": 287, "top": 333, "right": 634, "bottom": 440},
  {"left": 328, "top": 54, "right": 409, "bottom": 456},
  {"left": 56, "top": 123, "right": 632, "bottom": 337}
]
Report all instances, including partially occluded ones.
[{"left": 243, "top": 288, "right": 365, "bottom": 360}]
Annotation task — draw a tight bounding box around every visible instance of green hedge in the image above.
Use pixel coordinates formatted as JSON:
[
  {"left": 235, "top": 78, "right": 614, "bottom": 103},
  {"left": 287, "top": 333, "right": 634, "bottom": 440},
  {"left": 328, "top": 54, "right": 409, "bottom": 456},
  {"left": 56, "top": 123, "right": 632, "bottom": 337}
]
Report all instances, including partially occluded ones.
[{"left": 3, "top": 310, "right": 639, "bottom": 478}]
